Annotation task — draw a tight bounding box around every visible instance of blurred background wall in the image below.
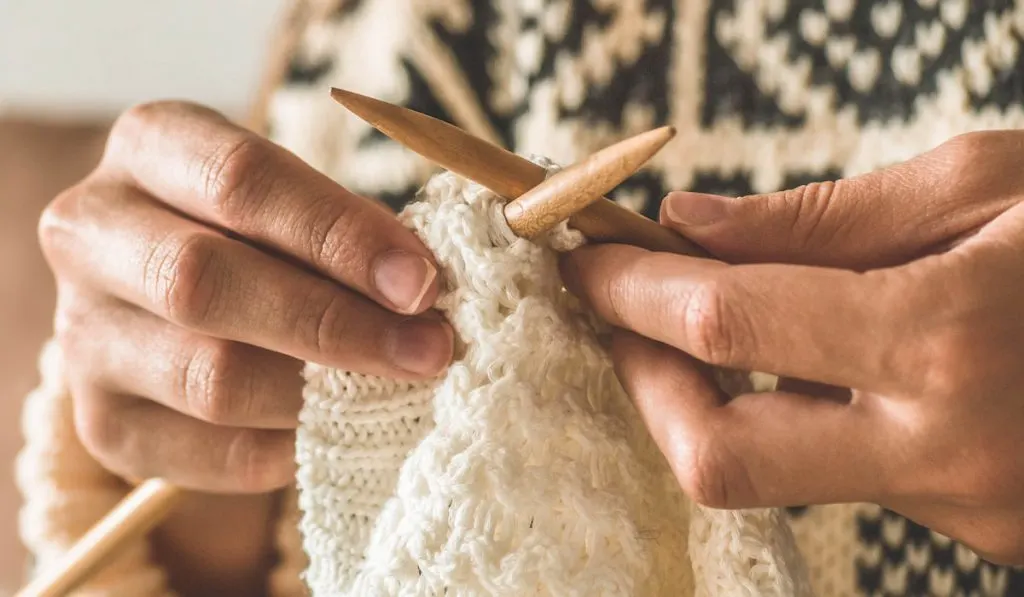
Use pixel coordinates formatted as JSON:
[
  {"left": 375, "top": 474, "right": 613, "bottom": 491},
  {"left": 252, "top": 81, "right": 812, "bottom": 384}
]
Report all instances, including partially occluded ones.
[
  {"left": 0, "top": 0, "right": 285, "bottom": 118},
  {"left": 0, "top": 0, "right": 285, "bottom": 591}
]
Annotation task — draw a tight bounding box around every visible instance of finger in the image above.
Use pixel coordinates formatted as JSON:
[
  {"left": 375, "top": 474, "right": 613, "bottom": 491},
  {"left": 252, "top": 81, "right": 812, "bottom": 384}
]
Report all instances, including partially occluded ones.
[
  {"left": 60, "top": 293, "right": 303, "bottom": 429},
  {"left": 660, "top": 131, "right": 1024, "bottom": 269},
  {"left": 42, "top": 184, "right": 453, "bottom": 378},
  {"left": 72, "top": 390, "right": 295, "bottom": 493},
  {"left": 101, "top": 101, "right": 439, "bottom": 315},
  {"left": 561, "top": 244, "right": 919, "bottom": 394},
  {"left": 611, "top": 330, "right": 888, "bottom": 508}
]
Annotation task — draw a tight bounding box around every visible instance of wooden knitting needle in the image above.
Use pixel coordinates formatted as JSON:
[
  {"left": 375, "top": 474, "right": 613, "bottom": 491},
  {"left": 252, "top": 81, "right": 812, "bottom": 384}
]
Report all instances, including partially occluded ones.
[
  {"left": 329, "top": 88, "right": 709, "bottom": 257},
  {"left": 15, "top": 478, "right": 181, "bottom": 597}
]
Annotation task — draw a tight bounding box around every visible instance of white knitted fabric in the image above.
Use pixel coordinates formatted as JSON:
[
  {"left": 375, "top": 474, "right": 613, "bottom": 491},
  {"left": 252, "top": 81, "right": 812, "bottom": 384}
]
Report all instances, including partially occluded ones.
[{"left": 296, "top": 164, "right": 813, "bottom": 596}]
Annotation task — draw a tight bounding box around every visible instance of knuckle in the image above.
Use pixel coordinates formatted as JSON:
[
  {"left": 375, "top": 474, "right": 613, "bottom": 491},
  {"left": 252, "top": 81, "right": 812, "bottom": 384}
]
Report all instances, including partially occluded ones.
[
  {"left": 37, "top": 185, "right": 86, "bottom": 261},
  {"left": 38, "top": 190, "right": 73, "bottom": 244},
  {"left": 107, "top": 100, "right": 227, "bottom": 165},
  {"left": 308, "top": 198, "right": 372, "bottom": 274},
  {"left": 935, "top": 131, "right": 997, "bottom": 172},
  {"left": 113, "top": 100, "right": 204, "bottom": 135},
  {"left": 919, "top": 332, "right": 971, "bottom": 398},
  {"left": 908, "top": 130, "right": 1014, "bottom": 197},
  {"left": 602, "top": 252, "right": 667, "bottom": 328},
  {"left": 916, "top": 318, "right": 990, "bottom": 401},
  {"left": 224, "top": 430, "right": 293, "bottom": 493},
  {"left": 145, "top": 232, "right": 222, "bottom": 327},
  {"left": 670, "top": 433, "right": 735, "bottom": 509},
  {"left": 604, "top": 265, "right": 640, "bottom": 324},
  {"left": 108, "top": 101, "right": 180, "bottom": 156},
  {"left": 298, "top": 290, "right": 350, "bottom": 358},
  {"left": 183, "top": 341, "right": 256, "bottom": 426},
  {"left": 777, "top": 182, "right": 840, "bottom": 251},
  {"left": 678, "top": 281, "right": 743, "bottom": 366},
  {"left": 72, "top": 392, "right": 128, "bottom": 464},
  {"left": 199, "top": 133, "right": 272, "bottom": 224},
  {"left": 111, "top": 101, "right": 164, "bottom": 138}
]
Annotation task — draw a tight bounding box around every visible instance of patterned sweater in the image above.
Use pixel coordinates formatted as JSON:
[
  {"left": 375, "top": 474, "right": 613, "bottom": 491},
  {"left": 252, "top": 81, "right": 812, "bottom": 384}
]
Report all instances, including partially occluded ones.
[{"left": 260, "top": 1, "right": 1024, "bottom": 595}]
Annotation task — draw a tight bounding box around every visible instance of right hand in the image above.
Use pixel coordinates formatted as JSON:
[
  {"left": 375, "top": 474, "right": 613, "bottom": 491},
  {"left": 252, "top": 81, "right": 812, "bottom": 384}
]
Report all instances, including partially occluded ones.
[{"left": 38, "top": 101, "right": 453, "bottom": 587}]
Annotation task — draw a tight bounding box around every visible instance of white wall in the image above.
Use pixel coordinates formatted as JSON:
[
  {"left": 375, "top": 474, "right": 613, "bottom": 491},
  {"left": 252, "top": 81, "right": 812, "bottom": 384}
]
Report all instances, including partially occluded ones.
[{"left": 0, "top": 0, "right": 287, "bottom": 119}]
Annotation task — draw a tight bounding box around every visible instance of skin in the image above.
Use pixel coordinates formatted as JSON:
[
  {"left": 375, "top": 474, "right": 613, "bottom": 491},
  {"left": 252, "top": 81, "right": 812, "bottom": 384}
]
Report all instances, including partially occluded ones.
[
  {"left": 39, "top": 101, "right": 454, "bottom": 596},
  {"left": 560, "top": 130, "right": 1024, "bottom": 566}
]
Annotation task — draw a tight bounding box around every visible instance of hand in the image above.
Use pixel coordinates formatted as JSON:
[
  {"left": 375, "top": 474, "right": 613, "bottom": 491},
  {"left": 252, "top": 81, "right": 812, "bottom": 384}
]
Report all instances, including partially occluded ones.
[
  {"left": 39, "top": 101, "right": 453, "bottom": 592},
  {"left": 560, "top": 130, "right": 1024, "bottom": 565}
]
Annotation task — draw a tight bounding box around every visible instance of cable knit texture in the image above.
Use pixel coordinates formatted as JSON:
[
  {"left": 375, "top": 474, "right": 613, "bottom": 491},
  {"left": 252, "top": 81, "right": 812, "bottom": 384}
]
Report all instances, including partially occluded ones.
[{"left": 296, "top": 162, "right": 811, "bottom": 596}]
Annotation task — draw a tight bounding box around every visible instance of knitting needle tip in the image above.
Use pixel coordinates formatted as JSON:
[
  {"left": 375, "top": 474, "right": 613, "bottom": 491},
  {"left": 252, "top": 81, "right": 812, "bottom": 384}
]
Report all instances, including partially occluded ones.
[
  {"left": 329, "top": 87, "right": 408, "bottom": 135},
  {"left": 504, "top": 125, "right": 677, "bottom": 238},
  {"left": 329, "top": 87, "right": 367, "bottom": 110}
]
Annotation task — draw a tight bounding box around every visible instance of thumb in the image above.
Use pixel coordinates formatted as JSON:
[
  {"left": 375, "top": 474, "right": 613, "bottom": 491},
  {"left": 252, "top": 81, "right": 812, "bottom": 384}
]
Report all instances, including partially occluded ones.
[
  {"left": 661, "top": 184, "right": 896, "bottom": 269},
  {"left": 661, "top": 132, "right": 1023, "bottom": 269}
]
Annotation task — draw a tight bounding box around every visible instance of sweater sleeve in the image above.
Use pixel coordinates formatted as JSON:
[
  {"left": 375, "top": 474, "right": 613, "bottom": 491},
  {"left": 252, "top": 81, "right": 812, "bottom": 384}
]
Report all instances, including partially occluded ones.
[
  {"left": 14, "top": 339, "right": 176, "bottom": 596},
  {"left": 14, "top": 339, "right": 310, "bottom": 596}
]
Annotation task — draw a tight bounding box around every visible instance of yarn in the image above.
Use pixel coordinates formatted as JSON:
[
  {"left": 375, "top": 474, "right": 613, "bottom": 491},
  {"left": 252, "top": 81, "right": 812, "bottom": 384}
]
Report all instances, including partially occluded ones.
[{"left": 295, "top": 162, "right": 811, "bottom": 596}]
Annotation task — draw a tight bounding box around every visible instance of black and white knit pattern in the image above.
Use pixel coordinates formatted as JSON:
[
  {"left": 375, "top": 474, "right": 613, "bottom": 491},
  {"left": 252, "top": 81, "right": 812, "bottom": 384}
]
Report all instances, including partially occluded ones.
[{"left": 268, "top": 2, "right": 1024, "bottom": 595}]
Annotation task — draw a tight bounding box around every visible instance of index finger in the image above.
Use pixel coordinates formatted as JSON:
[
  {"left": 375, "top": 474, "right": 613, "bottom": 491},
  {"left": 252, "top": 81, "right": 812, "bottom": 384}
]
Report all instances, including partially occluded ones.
[
  {"left": 100, "top": 101, "right": 438, "bottom": 315},
  {"left": 561, "top": 244, "right": 923, "bottom": 394}
]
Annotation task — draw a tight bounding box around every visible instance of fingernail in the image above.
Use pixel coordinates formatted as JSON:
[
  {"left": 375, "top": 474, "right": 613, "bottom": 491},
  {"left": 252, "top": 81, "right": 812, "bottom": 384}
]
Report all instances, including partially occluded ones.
[
  {"left": 373, "top": 251, "right": 437, "bottom": 314},
  {"left": 663, "top": 192, "right": 729, "bottom": 227},
  {"left": 389, "top": 319, "right": 454, "bottom": 376}
]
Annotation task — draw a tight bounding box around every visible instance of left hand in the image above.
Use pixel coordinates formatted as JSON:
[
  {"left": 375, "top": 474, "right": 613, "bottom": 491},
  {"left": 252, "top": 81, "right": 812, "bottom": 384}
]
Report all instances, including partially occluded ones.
[{"left": 560, "top": 130, "right": 1024, "bottom": 565}]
